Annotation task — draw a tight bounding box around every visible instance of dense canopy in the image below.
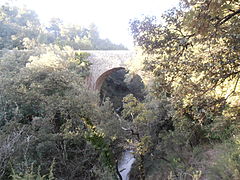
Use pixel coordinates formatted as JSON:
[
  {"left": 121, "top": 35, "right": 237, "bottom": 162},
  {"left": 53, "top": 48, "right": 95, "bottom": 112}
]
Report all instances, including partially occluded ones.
[{"left": 0, "top": 0, "right": 240, "bottom": 179}]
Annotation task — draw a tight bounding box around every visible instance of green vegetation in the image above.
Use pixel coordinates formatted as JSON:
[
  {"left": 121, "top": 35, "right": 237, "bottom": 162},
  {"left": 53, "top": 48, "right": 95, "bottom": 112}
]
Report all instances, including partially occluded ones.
[
  {"left": 0, "top": 45, "right": 122, "bottom": 179},
  {"left": 1, "top": 0, "right": 240, "bottom": 179},
  {"left": 128, "top": 0, "right": 240, "bottom": 179},
  {"left": 0, "top": 5, "right": 127, "bottom": 50},
  {"left": 0, "top": 4, "right": 127, "bottom": 179}
]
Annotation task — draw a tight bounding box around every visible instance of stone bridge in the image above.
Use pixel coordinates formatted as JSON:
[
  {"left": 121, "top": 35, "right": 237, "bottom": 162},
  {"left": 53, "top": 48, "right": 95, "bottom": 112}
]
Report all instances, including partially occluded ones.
[{"left": 83, "top": 51, "right": 136, "bottom": 90}]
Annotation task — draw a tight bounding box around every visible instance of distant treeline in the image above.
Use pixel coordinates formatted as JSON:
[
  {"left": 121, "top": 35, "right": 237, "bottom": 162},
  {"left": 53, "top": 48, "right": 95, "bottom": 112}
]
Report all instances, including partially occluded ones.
[{"left": 0, "top": 4, "right": 127, "bottom": 50}]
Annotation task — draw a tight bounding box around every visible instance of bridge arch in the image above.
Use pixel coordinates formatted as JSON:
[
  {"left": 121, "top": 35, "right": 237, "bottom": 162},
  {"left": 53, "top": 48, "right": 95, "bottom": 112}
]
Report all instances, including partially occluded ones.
[
  {"left": 98, "top": 67, "right": 145, "bottom": 111},
  {"left": 82, "top": 50, "right": 145, "bottom": 111},
  {"left": 83, "top": 50, "right": 135, "bottom": 90},
  {"left": 95, "top": 67, "right": 124, "bottom": 90}
]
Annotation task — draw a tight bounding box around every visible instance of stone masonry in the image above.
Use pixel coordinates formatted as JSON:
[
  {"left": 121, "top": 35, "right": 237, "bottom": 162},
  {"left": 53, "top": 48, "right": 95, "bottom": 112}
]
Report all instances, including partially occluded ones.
[{"left": 84, "top": 50, "right": 135, "bottom": 90}]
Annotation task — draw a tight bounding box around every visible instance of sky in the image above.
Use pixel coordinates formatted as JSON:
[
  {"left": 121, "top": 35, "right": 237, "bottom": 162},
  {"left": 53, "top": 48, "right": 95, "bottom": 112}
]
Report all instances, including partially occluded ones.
[{"left": 2, "top": 0, "right": 179, "bottom": 49}]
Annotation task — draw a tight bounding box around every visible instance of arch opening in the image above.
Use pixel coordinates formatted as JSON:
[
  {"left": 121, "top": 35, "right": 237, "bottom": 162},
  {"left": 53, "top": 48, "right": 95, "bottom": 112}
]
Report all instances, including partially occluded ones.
[
  {"left": 95, "top": 67, "right": 124, "bottom": 91},
  {"left": 98, "top": 68, "right": 145, "bottom": 113}
]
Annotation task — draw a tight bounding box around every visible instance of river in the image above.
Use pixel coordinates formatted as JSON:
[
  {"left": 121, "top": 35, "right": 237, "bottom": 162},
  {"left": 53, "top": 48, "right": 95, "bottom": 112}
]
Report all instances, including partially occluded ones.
[{"left": 118, "top": 150, "right": 135, "bottom": 180}]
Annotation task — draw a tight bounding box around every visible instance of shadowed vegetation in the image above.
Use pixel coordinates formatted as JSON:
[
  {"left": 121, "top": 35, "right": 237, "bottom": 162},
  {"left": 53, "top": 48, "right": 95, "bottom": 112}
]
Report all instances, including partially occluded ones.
[{"left": 1, "top": 0, "right": 240, "bottom": 179}]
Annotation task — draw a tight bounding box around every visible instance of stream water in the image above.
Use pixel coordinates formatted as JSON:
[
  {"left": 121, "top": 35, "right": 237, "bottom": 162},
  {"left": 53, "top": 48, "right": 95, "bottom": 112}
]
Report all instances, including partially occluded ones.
[{"left": 118, "top": 150, "right": 135, "bottom": 180}]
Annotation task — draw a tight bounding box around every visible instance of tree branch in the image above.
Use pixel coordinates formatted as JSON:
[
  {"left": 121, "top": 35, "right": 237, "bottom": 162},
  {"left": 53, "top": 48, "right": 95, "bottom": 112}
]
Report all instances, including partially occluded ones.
[
  {"left": 226, "top": 76, "right": 240, "bottom": 100},
  {"left": 216, "top": 9, "right": 240, "bottom": 26}
]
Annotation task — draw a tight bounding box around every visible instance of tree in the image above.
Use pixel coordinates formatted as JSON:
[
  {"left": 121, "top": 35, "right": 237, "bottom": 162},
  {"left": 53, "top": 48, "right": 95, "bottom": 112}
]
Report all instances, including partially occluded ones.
[
  {"left": 130, "top": 0, "right": 240, "bottom": 140},
  {"left": 0, "top": 4, "right": 127, "bottom": 50},
  {"left": 128, "top": 0, "right": 240, "bottom": 178},
  {"left": 0, "top": 4, "right": 128, "bottom": 178},
  {"left": 88, "top": 23, "right": 127, "bottom": 50},
  {"left": 0, "top": 45, "right": 121, "bottom": 179},
  {"left": 0, "top": 5, "right": 41, "bottom": 49}
]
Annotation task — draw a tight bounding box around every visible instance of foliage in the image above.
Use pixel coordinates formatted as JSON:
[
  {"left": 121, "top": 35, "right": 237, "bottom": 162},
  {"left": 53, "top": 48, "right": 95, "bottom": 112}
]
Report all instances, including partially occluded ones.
[
  {"left": 0, "top": 4, "right": 127, "bottom": 50},
  {"left": 0, "top": 45, "right": 120, "bottom": 179},
  {"left": 0, "top": 5, "right": 41, "bottom": 49},
  {"left": 122, "top": 94, "right": 173, "bottom": 179},
  {"left": 128, "top": 0, "right": 240, "bottom": 178},
  {"left": 207, "top": 136, "right": 240, "bottom": 180},
  {"left": 2, "top": 0, "right": 240, "bottom": 179},
  {"left": 44, "top": 21, "right": 127, "bottom": 50},
  {"left": 0, "top": 3, "right": 127, "bottom": 179},
  {"left": 11, "top": 161, "right": 55, "bottom": 180},
  {"left": 83, "top": 117, "right": 117, "bottom": 178},
  {"left": 130, "top": 0, "right": 240, "bottom": 143}
]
